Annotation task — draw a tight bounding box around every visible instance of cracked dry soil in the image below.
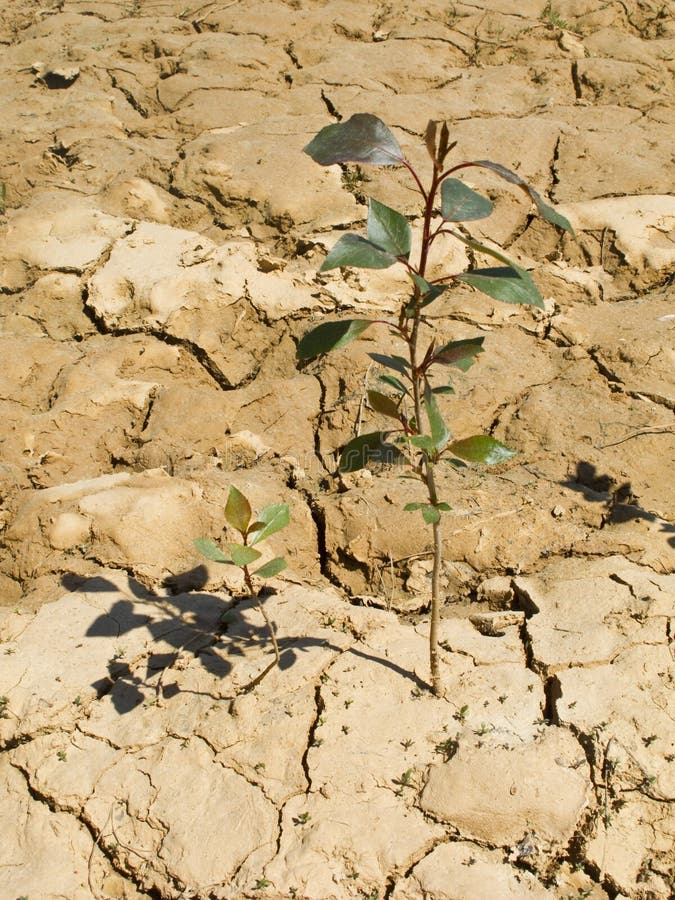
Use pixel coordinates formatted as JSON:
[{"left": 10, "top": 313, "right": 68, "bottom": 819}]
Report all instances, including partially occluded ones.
[{"left": 0, "top": 1, "right": 673, "bottom": 898}]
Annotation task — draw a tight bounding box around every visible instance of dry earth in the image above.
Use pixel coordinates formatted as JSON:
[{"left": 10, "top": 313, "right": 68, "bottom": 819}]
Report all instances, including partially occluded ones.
[{"left": 0, "top": 0, "right": 674, "bottom": 898}]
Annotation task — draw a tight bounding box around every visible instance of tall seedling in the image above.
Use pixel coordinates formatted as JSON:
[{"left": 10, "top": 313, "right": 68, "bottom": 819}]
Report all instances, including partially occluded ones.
[{"left": 298, "top": 115, "right": 573, "bottom": 696}]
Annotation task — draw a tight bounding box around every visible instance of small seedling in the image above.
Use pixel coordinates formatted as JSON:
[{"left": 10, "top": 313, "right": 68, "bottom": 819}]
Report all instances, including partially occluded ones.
[
  {"left": 195, "top": 485, "right": 290, "bottom": 684},
  {"left": 57, "top": 750, "right": 67, "bottom": 762},
  {"left": 453, "top": 704, "right": 469, "bottom": 723},
  {"left": 293, "top": 811, "right": 311, "bottom": 825},
  {"left": 253, "top": 877, "right": 272, "bottom": 890},
  {"left": 394, "top": 768, "right": 414, "bottom": 789},
  {"left": 298, "top": 115, "right": 573, "bottom": 696},
  {"left": 400, "top": 738, "right": 414, "bottom": 750},
  {"left": 541, "top": 2, "right": 570, "bottom": 30}
]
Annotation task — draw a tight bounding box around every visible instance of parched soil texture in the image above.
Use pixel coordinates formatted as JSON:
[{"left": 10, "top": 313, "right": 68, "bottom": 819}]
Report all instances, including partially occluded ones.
[{"left": 0, "top": 1, "right": 673, "bottom": 898}]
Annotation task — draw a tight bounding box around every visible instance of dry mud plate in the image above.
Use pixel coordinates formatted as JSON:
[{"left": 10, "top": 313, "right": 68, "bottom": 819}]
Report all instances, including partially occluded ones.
[{"left": 0, "top": 1, "right": 673, "bottom": 898}]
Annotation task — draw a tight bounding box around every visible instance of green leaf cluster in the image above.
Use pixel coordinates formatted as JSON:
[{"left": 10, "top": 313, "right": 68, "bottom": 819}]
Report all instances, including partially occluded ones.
[{"left": 194, "top": 486, "right": 289, "bottom": 583}]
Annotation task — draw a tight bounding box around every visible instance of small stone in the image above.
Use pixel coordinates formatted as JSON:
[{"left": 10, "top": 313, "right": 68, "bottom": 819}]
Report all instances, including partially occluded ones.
[{"left": 552, "top": 505, "right": 565, "bottom": 518}]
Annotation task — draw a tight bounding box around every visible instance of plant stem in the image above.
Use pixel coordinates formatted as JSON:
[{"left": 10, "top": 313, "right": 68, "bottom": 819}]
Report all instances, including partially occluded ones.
[
  {"left": 240, "top": 565, "right": 281, "bottom": 693},
  {"left": 409, "top": 167, "right": 446, "bottom": 697}
]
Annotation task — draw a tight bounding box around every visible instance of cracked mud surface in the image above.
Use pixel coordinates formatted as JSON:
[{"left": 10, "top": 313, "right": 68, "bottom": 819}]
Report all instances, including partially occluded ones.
[{"left": 0, "top": 1, "right": 673, "bottom": 898}]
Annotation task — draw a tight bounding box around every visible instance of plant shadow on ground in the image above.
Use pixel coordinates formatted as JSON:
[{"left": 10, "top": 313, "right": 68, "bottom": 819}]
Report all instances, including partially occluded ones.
[
  {"left": 564, "top": 460, "right": 675, "bottom": 548},
  {"left": 60, "top": 570, "right": 427, "bottom": 716}
]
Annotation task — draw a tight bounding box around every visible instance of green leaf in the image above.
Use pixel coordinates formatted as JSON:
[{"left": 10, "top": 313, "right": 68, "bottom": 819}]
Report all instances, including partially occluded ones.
[
  {"left": 441, "top": 178, "right": 493, "bottom": 222},
  {"left": 378, "top": 374, "right": 409, "bottom": 396},
  {"left": 339, "top": 432, "right": 407, "bottom": 472},
  {"left": 368, "top": 353, "right": 411, "bottom": 378},
  {"left": 458, "top": 266, "right": 543, "bottom": 307},
  {"left": 304, "top": 114, "right": 404, "bottom": 167},
  {"left": 422, "top": 505, "right": 441, "bottom": 525},
  {"left": 297, "top": 319, "right": 372, "bottom": 359},
  {"left": 229, "top": 544, "right": 262, "bottom": 567},
  {"left": 436, "top": 502, "right": 451, "bottom": 511},
  {"left": 448, "top": 435, "right": 516, "bottom": 465},
  {"left": 409, "top": 434, "right": 436, "bottom": 453},
  {"left": 470, "top": 160, "right": 575, "bottom": 236},
  {"left": 424, "top": 381, "right": 450, "bottom": 451},
  {"left": 446, "top": 230, "right": 544, "bottom": 308},
  {"left": 367, "top": 198, "right": 411, "bottom": 258},
  {"left": 433, "top": 337, "right": 485, "bottom": 371},
  {"left": 408, "top": 273, "right": 448, "bottom": 313},
  {"left": 320, "top": 233, "right": 397, "bottom": 272},
  {"left": 367, "top": 390, "right": 401, "bottom": 421},
  {"left": 249, "top": 503, "right": 290, "bottom": 545},
  {"left": 193, "top": 538, "right": 232, "bottom": 564},
  {"left": 225, "top": 485, "right": 251, "bottom": 534},
  {"left": 432, "top": 385, "right": 455, "bottom": 395},
  {"left": 404, "top": 502, "right": 446, "bottom": 524},
  {"left": 254, "top": 557, "right": 288, "bottom": 579}
]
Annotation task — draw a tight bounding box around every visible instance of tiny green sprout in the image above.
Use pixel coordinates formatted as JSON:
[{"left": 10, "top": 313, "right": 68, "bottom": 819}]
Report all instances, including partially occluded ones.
[
  {"left": 254, "top": 761, "right": 266, "bottom": 773},
  {"left": 299, "top": 115, "right": 573, "bottom": 696},
  {"left": 400, "top": 738, "right": 414, "bottom": 750},
  {"left": 642, "top": 734, "right": 657, "bottom": 747},
  {"left": 294, "top": 811, "right": 311, "bottom": 825},
  {"left": 73, "top": 695, "right": 82, "bottom": 707},
  {"left": 254, "top": 877, "right": 272, "bottom": 890},
  {"left": 454, "top": 704, "right": 469, "bottom": 723},
  {"left": 112, "top": 646, "right": 126, "bottom": 660},
  {"left": 312, "top": 737, "right": 324, "bottom": 748},
  {"left": 57, "top": 750, "right": 67, "bottom": 762},
  {"left": 474, "top": 722, "right": 493, "bottom": 736},
  {"left": 195, "top": 485, "right": 290, "bottom": 685},
  {"left": 541, "top": 2, "right": 570, "bottom": 30},
  {"left": 394, "top": 768, "right": 414, "bottom": 788},
  {"left": 344, "top": 698, "right": 354, "bottom": 708},
  {"left": 342, "top": 724, "right": 350, "bottom": 734}
]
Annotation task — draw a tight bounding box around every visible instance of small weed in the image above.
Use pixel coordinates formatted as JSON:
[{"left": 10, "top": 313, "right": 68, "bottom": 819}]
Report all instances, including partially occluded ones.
[
  {"left": 453, "top": 704, "right": 469, "bottom": 723},
  {"left": 497, "top": 694, "right": 507, "bottom": 704},
  {"left": 312, "top": 737, "right": 324, "bottom": 748},
  {"left": 642, "top": 734, "right": 657, "bottom": 747},
  {"left": 57, "top": 750, "right": 67, "bottom": 762},
  {"left": 73, "top": 695, "right": 82, "bottom": 706},
  {"left": 393, "top": 768, "right": 415, "bottom": 793},
  {"left": 253, "top": 877, "right": 272, "bottom": 890},
  {"left": 541, "top": 2, "right": 570, "bottom": 30},
  {"left": 400, "top": 738, "right": 414, "bottom": 750},
  {"left": 293, "top": 811, "right": 311, "bottom": 825},
  {"left": 254, "top": 762, "right": 266, "bottom": 773},
  {"left": 112, "top": 647, "right": 126, "bottom": 660},
  {"left": 474, "top": 722, "right": 493, "bottom": 736},
  {"left": 435, "top": 737, "right": 459, "bottom": 761},
  {"left": 342, "top": 724, "right": 350, "bottom": 734},
  {"left": 344, "top": 698, "right": 354, "bottom": 708}
]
